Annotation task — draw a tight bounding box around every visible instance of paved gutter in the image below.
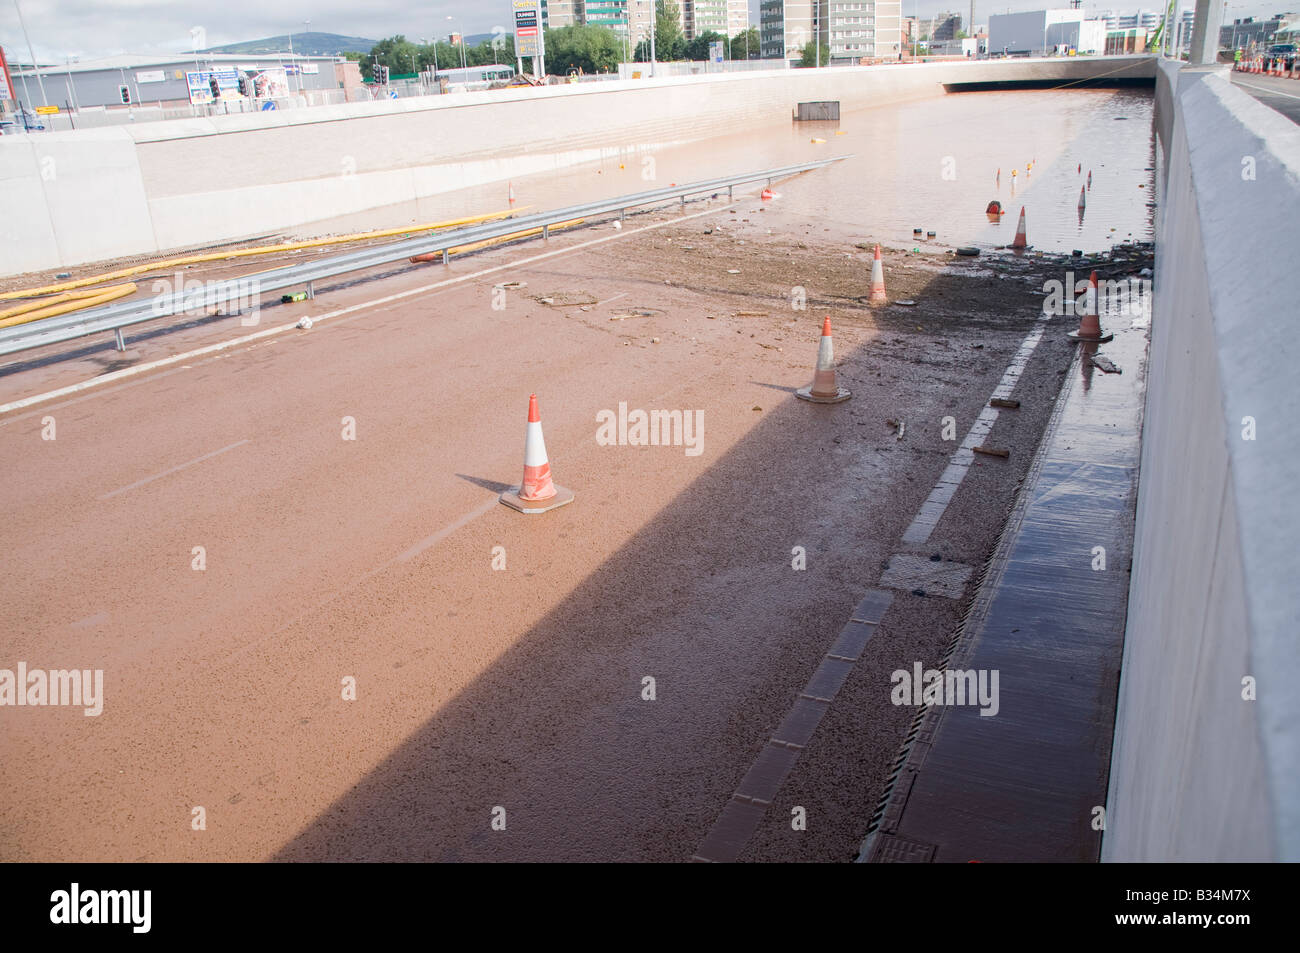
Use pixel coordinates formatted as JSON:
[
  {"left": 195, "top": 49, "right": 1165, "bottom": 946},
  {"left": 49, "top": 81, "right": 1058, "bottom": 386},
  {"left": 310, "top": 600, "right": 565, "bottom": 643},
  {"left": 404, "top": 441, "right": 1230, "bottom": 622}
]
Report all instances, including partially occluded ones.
[{"left": 858, "top": 310, "right": 1149, "bottom": 863}]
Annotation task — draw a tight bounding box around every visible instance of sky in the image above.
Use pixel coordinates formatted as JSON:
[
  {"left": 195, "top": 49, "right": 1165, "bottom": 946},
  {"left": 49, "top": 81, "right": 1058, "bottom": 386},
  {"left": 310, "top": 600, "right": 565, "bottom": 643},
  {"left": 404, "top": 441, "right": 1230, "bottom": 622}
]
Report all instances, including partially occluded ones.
[{"left": 1, "top": 0, "right": 1293, "bottom": 63}]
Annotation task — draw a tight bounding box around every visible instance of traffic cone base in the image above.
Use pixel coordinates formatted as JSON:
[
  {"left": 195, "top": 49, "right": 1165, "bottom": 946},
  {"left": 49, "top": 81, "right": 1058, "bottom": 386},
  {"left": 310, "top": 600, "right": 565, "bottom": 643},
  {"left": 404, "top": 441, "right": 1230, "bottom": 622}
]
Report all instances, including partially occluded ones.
[
  {"left": 795, "top": 383, "right": 851, "bottom": 404},
  {"left": 500, "top": 483, "right": 575, "bottom": 514},
  {"left": 1067, "top": 325, "right": 1113, "bottom": 343}
]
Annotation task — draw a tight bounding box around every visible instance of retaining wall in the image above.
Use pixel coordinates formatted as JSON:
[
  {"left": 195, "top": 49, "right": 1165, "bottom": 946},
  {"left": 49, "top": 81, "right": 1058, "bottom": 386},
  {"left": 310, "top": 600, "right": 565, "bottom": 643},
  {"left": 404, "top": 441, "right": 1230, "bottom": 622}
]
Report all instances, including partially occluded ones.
[{"left": 1104, "top": 59, "right": 1300, "bottom": 861}]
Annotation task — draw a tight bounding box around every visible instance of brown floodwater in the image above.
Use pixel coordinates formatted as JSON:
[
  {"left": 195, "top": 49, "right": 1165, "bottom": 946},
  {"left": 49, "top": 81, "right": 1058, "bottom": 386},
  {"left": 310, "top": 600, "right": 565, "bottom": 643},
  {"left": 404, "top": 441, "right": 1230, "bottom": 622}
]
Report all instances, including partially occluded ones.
[{"left": 290, "top": 86, "right": 1156, "bottom": 256}]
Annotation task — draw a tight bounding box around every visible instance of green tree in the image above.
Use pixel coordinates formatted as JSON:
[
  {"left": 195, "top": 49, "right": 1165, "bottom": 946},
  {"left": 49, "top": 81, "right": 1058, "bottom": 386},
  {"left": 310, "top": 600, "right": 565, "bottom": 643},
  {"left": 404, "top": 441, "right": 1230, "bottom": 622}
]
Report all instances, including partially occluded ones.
[
  {"left": 685, "top": 30, "right": 727, "bottom": 61},
  {"left": 798, "top": 41, "right": 831, "bottom": 67},
  {"left": 364, "top": 35, "right": 420, "bottom": 80},
  {"left": 656, "top": 0, "right": 686, "bottom": 60},
  {"left": 544, "top": 24, "right": 622, "bottom": 75},
  {"left": 731, "top": 26, "right": 760, "bottom": 60}
]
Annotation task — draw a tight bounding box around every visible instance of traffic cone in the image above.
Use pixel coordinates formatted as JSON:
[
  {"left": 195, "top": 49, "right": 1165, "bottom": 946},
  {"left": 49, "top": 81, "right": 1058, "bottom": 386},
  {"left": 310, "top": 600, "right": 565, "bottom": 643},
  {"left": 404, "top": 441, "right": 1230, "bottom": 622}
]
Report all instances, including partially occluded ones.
[
  {"left": 499, "top": 394, "right": 575, "bottom": 513},
  {"left": 1077, "top": 162, "right": 1081, "bottom": 173},
  {"left": 1010, "top": 206, "right": 1028, "bottom": 249},
  {"left": 1078, "top": 185, "right": 1086, "bottom": 211},
  {"left": 869, "top": 244, "right": 887, "bottom": 304},
  {"left": 796, "top": 317, "right": 851, "bottom": 404},
  {"left": 761, "top": 188, "right": 774, "bottom": 200},
  {"left": 508, "top": 182, "right": 516, "bottom": 204},
  {"left": 1067, "top": 271, "right": 1114, "bottom": 343},
  {"left": 1087, "top": 170, "right": 1092, "bottom": 190}
]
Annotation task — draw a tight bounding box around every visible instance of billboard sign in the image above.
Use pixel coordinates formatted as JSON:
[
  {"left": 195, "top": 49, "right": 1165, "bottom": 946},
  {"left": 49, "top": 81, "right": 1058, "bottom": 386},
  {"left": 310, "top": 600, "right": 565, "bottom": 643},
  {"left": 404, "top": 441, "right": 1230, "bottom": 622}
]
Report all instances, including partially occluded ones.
[
  {"left": 514, "top": 0, "right": 541, "bottom": 58},
  {"left": 186, "top": 68, "right": 242, "bottom": 105},
  {"left": 710, "top": 40, "right": 724, "bottom": 63}
]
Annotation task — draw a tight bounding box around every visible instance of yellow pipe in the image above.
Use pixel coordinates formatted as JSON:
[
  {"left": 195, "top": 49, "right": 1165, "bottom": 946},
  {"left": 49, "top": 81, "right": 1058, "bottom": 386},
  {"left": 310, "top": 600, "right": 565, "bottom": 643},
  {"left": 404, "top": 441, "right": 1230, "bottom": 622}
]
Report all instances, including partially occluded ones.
[
  {"left": 0, "top": 283, "right": 137, "bottom": 321},
  {"left": 1, "top": 206, "right": 532, "bottom": 302},
  {"left": 443, "top": 219, "right": 585, "bottom": 258},
  {"left": 0, "top": 284, "right": 138, "bottom": 329}
]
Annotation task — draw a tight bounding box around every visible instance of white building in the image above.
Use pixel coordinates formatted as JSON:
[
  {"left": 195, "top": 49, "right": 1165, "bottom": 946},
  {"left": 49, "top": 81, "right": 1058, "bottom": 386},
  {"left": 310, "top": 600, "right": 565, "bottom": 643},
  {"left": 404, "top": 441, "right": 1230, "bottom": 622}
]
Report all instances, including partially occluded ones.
[
  {"left": 761, "top": 0, "right": 900, "bottom": 60},
  {"left": 988, "top": 9, "right": 1107, "bottom": 55},
  {"left": 829, "top": 1, "right": 903, "bottom": 60}
]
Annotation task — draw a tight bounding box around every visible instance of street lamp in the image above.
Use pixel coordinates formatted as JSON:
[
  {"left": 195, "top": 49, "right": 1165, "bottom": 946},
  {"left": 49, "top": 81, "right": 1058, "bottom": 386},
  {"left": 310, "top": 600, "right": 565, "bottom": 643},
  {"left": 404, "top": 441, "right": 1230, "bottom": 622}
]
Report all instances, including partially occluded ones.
[
  {"left": 13, "top": 0, "right": 50, "bottom": 107},
  {"left": 447, "top": 16, "right": 467, "bottom": 71}
]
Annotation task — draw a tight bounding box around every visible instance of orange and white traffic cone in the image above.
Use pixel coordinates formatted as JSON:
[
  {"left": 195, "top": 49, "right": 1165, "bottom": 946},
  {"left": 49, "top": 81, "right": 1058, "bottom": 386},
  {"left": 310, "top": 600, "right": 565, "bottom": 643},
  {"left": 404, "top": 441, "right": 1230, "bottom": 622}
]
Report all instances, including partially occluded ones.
[
  {"left": 1010, "top": 206, "right": 1028, "bottom": 249},
  {"left": 869, "top": 244, "right": 888, "bottom": 304},
  {"left": 499, "top": 394, "right": 575, "bottom": 513},
  {"left": 508, "top": 182, "right": 517, "bottom": 204},
  {"left": 796, "top": 317, "right": 851, "bottom": 404},
  {"left": 1068, "top": 271, "right": 1114, "bottom": 343},
  {"left": 1087, "top": 170, "right": 1092, "bottom": 190},
  {"left": 1078, "top": 185, "right": 1086, "bottom": 211}
]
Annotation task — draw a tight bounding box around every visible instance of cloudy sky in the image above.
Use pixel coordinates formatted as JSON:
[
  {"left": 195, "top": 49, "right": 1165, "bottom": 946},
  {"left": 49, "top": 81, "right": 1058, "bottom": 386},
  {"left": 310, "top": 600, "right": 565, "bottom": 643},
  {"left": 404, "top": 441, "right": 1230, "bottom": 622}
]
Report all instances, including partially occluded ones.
[{"left": 1, "top": 0, "right": 1287, "bottom": 62}]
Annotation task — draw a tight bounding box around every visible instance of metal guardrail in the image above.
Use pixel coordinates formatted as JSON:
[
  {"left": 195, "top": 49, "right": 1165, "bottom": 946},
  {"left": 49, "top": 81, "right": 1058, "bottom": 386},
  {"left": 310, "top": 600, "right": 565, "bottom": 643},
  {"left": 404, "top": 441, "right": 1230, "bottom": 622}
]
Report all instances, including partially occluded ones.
[{"left": 0, "top": 158, "right": 848, "bottom": 359}]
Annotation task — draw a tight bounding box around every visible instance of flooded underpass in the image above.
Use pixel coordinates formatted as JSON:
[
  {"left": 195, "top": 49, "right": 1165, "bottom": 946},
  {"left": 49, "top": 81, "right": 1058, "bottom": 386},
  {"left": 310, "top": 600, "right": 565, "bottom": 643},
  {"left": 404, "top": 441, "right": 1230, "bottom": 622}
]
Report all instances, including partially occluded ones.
[{"left": 0, "top": 82, "right": 1159, "bottom": 862}]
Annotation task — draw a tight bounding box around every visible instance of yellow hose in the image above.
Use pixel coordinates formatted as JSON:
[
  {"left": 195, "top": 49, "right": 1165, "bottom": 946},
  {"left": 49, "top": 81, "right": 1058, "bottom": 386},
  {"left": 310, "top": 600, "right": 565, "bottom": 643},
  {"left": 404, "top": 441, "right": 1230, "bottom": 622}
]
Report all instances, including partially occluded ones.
[
  {"left": 445, "top": 218, "right": 585, "bottom": 257},
  {"left": 0, "top": 284, "right": 138, "bottom": 329},
  {"left": 0, "top": 283, "right": 138, "bottom": 321},
  {"left": 1, "top": 206, "right": 531, "bottom": 302}
]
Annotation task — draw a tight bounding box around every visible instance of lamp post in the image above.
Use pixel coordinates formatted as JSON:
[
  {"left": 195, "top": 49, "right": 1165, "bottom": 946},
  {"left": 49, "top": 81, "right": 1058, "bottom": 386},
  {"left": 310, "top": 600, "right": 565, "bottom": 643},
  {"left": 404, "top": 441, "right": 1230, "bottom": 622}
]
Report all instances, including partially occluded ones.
[
  {"left": 13, "top": 0, "right": 49, "bottom": 107},
  {"left": 447, "top": 16, "right": 467, "bottom": 71}
]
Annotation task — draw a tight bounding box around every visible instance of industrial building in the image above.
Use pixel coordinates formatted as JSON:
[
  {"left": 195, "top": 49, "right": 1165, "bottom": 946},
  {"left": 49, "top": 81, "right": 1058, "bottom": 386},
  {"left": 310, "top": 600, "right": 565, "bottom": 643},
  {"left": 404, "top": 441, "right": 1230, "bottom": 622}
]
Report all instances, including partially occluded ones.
[{"left": 6, "top": 52, "right": 345, "bottom": 113}]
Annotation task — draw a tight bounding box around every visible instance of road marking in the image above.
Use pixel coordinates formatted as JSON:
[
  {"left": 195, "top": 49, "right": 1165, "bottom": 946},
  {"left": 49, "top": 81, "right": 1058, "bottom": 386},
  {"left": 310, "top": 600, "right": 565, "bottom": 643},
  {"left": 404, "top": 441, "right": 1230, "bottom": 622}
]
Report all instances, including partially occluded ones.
[
  {"left": 900, "top": 318, "right": 1048, "bottom": 546},
  {"left": 397, "top": 498, "right": 501, "bottom": 563},
  {"left": 99, "top": 439, "right": 250, "bottom": 500},
  {"left": 1234, "top": 78, "right": 1300, "bottom": 101},
  {"left": 0, "top": 203, "right": 743, "bottom": 418}
]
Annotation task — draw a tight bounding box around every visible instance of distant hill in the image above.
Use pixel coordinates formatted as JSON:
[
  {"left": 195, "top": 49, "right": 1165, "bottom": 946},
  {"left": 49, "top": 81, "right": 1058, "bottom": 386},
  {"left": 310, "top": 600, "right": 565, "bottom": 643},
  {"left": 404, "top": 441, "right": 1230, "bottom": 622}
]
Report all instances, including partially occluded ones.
[{"left": 202, "top": 32, "right": 377, "bottom": 56}]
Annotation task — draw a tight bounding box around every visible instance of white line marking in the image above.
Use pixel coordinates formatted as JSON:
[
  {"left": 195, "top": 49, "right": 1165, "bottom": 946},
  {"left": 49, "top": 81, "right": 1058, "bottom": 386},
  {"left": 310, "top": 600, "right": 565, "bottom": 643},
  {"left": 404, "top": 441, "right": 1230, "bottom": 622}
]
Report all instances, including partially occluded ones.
[
  {"left": 99, "top": 439, "right": 250, "bottom": 500},
  {"left": 0, "top": 204, "right": 739, "bottom": 418},
  {"left": 1233, "top": 78, "right": 1300, "bottom": 101},
  {"left": 901, "top": 321, "right": 1048, "bottom": 545},
  {"left": 397, "top": 497, "right": 501, "bottom": 563},
  {"left": 595, "top": 292, "right": 629, "bottom": 307}
]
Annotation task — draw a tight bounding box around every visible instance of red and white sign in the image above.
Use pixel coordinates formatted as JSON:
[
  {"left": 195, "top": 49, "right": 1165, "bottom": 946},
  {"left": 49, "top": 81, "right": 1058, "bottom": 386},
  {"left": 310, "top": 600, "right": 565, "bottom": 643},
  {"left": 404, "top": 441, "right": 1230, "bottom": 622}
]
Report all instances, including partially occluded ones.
[{"left": 0, "top": 48, "right": 16, "bottom": 102}]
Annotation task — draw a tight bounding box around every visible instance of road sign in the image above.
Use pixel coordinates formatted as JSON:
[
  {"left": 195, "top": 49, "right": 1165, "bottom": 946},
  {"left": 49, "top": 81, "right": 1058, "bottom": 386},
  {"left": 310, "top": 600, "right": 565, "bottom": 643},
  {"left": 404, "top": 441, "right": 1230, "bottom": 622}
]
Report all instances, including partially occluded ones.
[
  {"left": 514, "top": 0, "right": 541, "bottom": 58},
  {"left": 0, "top": 48, "right": 15, "bottom": 102},
  {"left": 35, "top": 105, "right": 60, "bottom": 114}
]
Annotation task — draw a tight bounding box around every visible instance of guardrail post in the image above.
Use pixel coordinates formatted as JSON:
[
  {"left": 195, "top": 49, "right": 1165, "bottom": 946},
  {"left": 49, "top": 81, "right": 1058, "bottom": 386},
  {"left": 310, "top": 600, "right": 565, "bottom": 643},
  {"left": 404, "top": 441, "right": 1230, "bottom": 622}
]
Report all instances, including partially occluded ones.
[
  {"left": 620, "top": 208, "right": 626, "bottom": 222},
  {"left": 442, "top": 248, "right": 450, "bottom": 266},
  {"left": 728, "top": 185, "right": 733, "bottom": 199},
  {"left": 114, "top": 328, "right": 126, "bottom": 351},
  {"left": 543, "top": 224, "right": 550, "bottom": 240},
  {"left": 305, "top": 281, "right": 315, "bottom": 300}
]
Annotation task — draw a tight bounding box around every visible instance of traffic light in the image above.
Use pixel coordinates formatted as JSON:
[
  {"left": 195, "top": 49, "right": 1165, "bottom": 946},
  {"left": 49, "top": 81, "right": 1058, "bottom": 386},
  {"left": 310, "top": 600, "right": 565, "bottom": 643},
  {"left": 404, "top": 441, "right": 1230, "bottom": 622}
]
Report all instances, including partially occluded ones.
[
  {"left": 237, "top": 74, "right": 248, "bottom": 96},
  {"left": 118, "top": 85, "right": 131, "bottom": 104},
  {"left": 209, "top": 76, "right": 220, "bottom": 100}
]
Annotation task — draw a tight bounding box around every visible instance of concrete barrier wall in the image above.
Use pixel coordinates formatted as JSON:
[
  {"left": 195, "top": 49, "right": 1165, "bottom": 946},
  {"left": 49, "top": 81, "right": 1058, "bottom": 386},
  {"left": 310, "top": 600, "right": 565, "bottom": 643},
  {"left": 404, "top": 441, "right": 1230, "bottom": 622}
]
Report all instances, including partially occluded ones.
[
  {"left": 0, "top": 56, "right": 1154, "bottom": 277},
  {"left": 1104, "top": 62, "right": 1300, "bottom": 861}
]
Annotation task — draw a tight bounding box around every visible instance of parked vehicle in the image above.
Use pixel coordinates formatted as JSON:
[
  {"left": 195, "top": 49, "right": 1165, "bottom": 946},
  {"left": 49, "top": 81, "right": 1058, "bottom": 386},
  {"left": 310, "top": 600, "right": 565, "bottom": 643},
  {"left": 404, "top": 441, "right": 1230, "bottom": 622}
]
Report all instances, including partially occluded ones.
[
  {"left": 1267, "top": 43, "right": 1297, "bottom": 67},
  {"left": 0, "top": 109, "right": 46, "bottom": 134}
]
